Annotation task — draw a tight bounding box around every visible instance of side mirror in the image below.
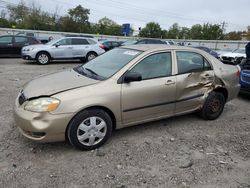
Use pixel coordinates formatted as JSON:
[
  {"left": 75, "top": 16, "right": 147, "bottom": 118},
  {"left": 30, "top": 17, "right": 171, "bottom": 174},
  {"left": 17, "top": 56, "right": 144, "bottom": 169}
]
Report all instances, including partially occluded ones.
[
  {"left": 124, "top": 72, "right": 142, "bottom": 83},
  {"left": 55, "top": 43, "right": 60, "bottom": 47}
]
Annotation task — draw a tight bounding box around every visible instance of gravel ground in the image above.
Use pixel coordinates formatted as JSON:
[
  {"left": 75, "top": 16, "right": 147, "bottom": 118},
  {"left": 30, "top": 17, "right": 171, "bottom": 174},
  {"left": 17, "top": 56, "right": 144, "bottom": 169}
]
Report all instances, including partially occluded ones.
[{"left": 0, "top": 58, "right": 249, "bottom": 188}]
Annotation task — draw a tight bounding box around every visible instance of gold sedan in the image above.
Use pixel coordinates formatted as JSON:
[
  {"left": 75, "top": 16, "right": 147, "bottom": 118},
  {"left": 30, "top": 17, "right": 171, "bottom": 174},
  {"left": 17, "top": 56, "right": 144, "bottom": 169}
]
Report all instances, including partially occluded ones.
[{"left": 14, "top": 45, "right": 240, "bottom": 150}]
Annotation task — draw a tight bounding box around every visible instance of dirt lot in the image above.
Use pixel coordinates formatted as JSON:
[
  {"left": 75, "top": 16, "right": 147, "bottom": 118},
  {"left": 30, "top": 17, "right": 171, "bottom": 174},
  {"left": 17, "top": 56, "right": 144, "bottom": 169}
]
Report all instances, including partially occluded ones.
[{"left": 0, "top": 58, "right": 249, "bottom": 188}]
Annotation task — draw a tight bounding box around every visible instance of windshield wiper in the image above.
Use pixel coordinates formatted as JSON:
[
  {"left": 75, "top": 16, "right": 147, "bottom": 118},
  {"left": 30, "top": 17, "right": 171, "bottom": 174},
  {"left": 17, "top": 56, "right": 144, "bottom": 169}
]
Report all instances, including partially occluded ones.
[{"left": 85, "top": 68, "right": 99, "bottom": 77}]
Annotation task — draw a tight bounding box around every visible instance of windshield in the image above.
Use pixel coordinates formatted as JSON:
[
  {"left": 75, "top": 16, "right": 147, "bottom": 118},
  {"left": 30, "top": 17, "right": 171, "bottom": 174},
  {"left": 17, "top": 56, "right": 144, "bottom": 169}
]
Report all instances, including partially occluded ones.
[
  {"left": 75, "top": 48, "right": 142, "bottom": 80},
  {"left": 46, "top": 38, "right": 60, "bottom": 45},
  {"left": 234, "top": 48, "right": 245, "bottom": 53},
  {"left": 122, "top": 40, "right": 138, "bottom": 46}
]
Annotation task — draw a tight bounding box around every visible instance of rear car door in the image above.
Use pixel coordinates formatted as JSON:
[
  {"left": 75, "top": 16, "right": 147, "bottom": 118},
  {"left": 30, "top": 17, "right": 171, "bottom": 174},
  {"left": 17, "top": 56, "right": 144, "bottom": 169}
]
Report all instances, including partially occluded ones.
[
  {"left": 174, "top": 51, "right": 215, "bottom": 113},
  {"left": 51, "top": 38, "right": 73, "bottom": 58},
  {"left": 121, "top": 52, "right": 176, "bottom": 125},
  {"left": 13, "top": 36, "right": 29, "bottom": 56},
  {"left": 71, "top": 38, "right": 89, "bottom": 58},
  {"left": 0, "top": 36, "right": 14, "bottom": 56}
]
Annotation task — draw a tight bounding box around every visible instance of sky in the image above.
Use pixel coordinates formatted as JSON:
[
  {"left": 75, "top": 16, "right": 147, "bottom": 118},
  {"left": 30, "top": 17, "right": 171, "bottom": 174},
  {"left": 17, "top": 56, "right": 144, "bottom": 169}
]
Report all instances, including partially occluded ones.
[{"left": 3, "top": 0, "right": 250, "bottom": 32}]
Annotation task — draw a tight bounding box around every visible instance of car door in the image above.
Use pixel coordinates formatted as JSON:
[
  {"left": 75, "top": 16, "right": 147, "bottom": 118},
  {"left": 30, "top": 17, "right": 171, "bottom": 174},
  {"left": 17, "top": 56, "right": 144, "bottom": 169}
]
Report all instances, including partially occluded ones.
[
  {"left": 0, "top": 36, "right": 14, "bottom": 56},
  {"left": 174, "top": 51, "right": 215, "bottom": 113},
  {"left": 52, "top": 38, "right": 73, "bottom": 58},
  {"left": 71, "top": 38, "right": 89, "bottom": 58},
  {"left": 121, "top": 52, "right": 176, "bottom": 125},
  {"left": 13, "top": 36, "right": 29, "bottom": 56}
]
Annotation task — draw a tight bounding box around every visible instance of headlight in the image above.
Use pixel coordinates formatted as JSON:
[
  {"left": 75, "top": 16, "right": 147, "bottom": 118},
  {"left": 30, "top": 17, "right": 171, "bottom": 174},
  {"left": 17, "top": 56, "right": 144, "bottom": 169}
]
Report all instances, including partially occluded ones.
[
  {"left": 26, "top": 48, "right": 34, "bottom": 51},
  {"left": 24, "top": 97, "right": 60, "bottom": 112}
]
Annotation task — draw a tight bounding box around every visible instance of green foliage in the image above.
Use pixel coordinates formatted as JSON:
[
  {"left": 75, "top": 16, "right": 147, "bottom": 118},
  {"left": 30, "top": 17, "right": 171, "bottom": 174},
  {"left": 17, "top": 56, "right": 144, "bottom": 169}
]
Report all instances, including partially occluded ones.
[
  {"left": 94, "top": 17, "right": 122, "bottom": 36},
  {"left": 224, "top": 31, "right": 243, "bottom": 40},
  {"left": 139, "top": 22, "right": 162, "bottom": 38}
]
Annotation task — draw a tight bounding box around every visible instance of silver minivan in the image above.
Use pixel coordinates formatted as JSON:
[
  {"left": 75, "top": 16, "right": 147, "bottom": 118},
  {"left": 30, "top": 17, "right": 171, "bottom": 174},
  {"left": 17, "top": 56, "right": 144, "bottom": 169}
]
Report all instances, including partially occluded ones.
[{"left": 21, "top": 37, "right": 106, "bottom": 64}]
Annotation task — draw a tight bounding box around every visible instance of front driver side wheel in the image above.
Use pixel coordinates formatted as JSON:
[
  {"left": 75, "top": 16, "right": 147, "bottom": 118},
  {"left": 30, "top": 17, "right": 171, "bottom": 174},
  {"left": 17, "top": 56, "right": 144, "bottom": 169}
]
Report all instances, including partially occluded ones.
[
  {"left": 36, "top": 52, "right": 50, "bottom": 65},
  {"left": 67, "top": 109, "right": 112, "bottom": 150}
]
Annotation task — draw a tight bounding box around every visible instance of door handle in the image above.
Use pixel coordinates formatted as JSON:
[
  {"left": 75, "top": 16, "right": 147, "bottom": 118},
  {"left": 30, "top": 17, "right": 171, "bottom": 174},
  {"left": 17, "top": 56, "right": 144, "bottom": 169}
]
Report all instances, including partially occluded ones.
[
  {"left": 68, "top": 46, "right": 73, "bottom": 49},
  {"left": 7, "top": 43, "right": 13, "bottom": 46},
  {"left": 165, "top": 80, "right": 175, "bottom": 85}
]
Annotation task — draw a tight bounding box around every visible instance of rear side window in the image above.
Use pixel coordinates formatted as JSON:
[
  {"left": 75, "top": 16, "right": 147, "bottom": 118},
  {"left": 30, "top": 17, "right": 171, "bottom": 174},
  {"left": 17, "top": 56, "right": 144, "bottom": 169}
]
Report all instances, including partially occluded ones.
[
  {"left": 131, "top": 52, "right": 172, "bottom": 80},
  {"left": 137, "top": 40, "right": 146, "bottom": 44},
  {"left": 0, "top": 36, "right": 12, "bottom": 44},
  {"left": 72, "top": 38, "right": 89, "bottom": 45},
  {"left": 28, "top": 37, "right": 39, "bottom": 44},
  {"left": 176, "top": 51, "right": 212, "bottom": 74},
  {"left": 87, "top": 39, "right": 97, "bottom": 44}
]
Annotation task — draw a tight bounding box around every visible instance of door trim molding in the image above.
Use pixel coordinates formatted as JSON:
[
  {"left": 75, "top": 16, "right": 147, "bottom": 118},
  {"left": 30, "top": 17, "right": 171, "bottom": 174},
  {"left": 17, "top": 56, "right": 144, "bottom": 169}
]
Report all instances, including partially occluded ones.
[{"left": 123, "top": 93, "right": 204, "bottom": 112}]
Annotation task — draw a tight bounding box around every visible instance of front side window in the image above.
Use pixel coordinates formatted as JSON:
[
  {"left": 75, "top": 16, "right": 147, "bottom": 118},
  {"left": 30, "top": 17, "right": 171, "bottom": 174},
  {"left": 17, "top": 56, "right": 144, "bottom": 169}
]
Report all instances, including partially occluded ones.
[
  {"left": 0, "top": 36, "right": 12, "bottom": 44},
  {"left": 130, "top": 52, "right": 172, "bottom": 80},
  {"left": 176, "top": 51, "right": 212, "bottom": 74},
  {"left": 56, "top": 38, "right": 72, "bottom": 46}
]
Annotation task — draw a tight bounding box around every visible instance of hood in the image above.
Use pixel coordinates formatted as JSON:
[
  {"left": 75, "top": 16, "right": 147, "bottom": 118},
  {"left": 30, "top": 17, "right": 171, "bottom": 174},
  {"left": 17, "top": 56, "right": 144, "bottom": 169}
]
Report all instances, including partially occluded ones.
[
  {"left": 23, "top": 69, "right": 100, "bottom": 98},
  {"left": 221, "top": 52, "right": 246, "bottom": 58}
]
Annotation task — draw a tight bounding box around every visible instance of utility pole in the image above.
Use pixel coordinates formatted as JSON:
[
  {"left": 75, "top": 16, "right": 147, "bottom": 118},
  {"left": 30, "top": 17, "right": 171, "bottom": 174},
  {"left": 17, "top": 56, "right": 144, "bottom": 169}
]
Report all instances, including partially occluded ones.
[{"left": 221, "top": 21, "right": 228, "bottom": 34}]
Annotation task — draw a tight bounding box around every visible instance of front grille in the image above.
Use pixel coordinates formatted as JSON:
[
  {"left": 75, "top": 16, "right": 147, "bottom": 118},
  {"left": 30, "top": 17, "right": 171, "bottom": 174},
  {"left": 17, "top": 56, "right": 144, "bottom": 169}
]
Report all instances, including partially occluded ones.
[
  {"left": 18, "top": 92, "right": 26, "bottom": 105},
  {"left": 241, "top": 71, "right": 250, "bottom": 84}
]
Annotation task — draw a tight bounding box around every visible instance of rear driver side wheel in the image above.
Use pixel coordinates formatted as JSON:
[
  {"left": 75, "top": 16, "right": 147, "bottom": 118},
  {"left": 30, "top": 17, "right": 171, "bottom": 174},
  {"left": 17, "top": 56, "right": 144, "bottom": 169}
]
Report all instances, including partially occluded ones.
[
  {"left": 36, "top": 52, "right": 50, "bottom": 65},
  {"left": 67, "top": 109, "right": 112, "bottom": 150},
  {"left": 201, "top": 91, "right": 225, "bottom": 120},
  {"left": 86, "top": 52, "right": 97, "bottom": 61}
]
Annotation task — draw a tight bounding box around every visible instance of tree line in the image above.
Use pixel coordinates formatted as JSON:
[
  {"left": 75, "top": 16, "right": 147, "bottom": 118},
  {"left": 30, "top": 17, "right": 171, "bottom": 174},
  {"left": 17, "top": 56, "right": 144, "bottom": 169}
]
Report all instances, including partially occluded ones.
[{"left": 0, "top": 1, "right": 249, "bottom": 40}]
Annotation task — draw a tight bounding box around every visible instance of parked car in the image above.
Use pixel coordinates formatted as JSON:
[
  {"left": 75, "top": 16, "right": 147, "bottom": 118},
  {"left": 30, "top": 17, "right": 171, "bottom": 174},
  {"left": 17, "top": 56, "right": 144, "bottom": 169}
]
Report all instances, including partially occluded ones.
[
  {"left": 192, "top": 46, "right": 219, "bottom": 59},
  {"left": 239, "top": 59, "right": 250, "bottom": 94},
  {"left": 102, "top": 41, "right": 122, "bottom": 51},
  {"left": 21, "top": 37, "right": 105, "bottom": 64},
  {"left": 122, "top": 39, "right": 166, "bottom": 45},
  {"left": 220, "top": 48, "right": 246, "bottom": 65},
  {"left": 0, "top": 35, "right": 40, "bottom": 57},
  {"left": 216, "top": 48, "right": 236, "bottom": 56},
  {"left": 14, "top": 45, "right": 240, "bottom": 150}
]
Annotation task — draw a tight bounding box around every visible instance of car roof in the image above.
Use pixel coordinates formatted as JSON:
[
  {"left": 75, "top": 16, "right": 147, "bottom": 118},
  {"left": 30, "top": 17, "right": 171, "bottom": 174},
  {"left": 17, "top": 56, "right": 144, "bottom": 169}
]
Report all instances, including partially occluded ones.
[
  {"left": 120, "top": 44, "right": 196, "bottom": 52},
  {"left": 0, "top": 35, "right": 35, "bottom": 39}
]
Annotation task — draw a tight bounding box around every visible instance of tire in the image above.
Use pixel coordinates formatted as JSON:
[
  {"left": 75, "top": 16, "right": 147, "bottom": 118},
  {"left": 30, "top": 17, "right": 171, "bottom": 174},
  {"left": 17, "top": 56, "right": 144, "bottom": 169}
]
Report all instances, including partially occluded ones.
[
  {"left": 86, "top": 52, "right": 97, "bottom": 61},
  {"left": 79, "top": 57, "right": 86, "bottom": 63},
  {"left": 36, "top": 52, "right": 50, "bottom": 65},
  {"left": 201, "top": 91, "right": 225, "bottom": 120},
  {"left": 67, "top": 109, "right": 112, "bottom": 150}
]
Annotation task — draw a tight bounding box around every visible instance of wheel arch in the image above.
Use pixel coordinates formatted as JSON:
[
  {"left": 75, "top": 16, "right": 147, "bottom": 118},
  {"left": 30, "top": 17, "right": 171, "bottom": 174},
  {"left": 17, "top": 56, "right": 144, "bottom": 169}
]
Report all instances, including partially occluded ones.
[
  {"left": 65, "top": 105, "right": 117, "bottom": 141},
  {"left": 86, "top": 51, "right": 97, "bottom": 56},
  {"left": 213, "top": 87, "right": 228, "bottom": 101},
  {"left": 36, "top": 50, "right": 52, "bottom": 59}
]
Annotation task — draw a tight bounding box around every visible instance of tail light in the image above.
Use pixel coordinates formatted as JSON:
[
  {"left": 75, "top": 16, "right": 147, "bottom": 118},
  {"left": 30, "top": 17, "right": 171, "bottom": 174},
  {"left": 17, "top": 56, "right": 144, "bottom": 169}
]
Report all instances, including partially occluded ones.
[
  {"left": 236, "top": 65, "right": 241, "bottom": 78},
  {"left": 236, "top": 70, "right": 240, "bottom": 78},
  {"left": 99, "top": 45, "right": 105, "bottom": 49}
]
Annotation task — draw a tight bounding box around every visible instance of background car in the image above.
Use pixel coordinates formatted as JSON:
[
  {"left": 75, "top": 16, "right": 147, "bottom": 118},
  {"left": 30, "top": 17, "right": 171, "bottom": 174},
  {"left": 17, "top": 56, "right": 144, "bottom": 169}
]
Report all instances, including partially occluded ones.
[
  {"left": 121, "top": 39, "right": 166, "bottom": 45},
  {"left": 14, "top": 45, "right": 240, "bottom": 150},
  {"left": 216, "top": 48, "right": 236, "bottom": 56},
  {"left": 220, "top": 48, "right": 246, "bottom": 65},
  {"left": 0, "top": 35, "right": 40, "bottom": 57},
  {"left": 239, "top": 59, "right": 250, "bottom": 94},
  {"left": 102, "top": 40, "right": 122, "bottom": 51},
  {"left": 192, "top": 46, "right": 219, "bottom": 58},
  {"left": 21, "top": 37, "right": 105, "bottom": 64}
]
